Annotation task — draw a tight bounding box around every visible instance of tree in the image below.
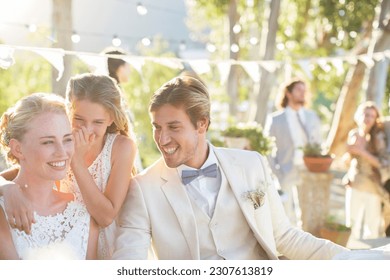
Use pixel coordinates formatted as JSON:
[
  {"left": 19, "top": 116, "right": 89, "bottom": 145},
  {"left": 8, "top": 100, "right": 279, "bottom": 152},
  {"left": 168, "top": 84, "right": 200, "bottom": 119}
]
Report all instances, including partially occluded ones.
[
  {"left": 326, "top": 0, "right": 385, "bottom": 158},
  {"left": 189, "top": 0, "right": 242, "bottom": 116},
  {"left": 366, "top": 0, "right": 390, "bottom": 108},
  {"left": 227, "top": 0, "right": 241, "bottom": 115},
  {"left": 254, "top": 0, "right": 281, "bottom": 125},
  {"left": 51, "top": 0, "right": 73, "bottom": 96}
]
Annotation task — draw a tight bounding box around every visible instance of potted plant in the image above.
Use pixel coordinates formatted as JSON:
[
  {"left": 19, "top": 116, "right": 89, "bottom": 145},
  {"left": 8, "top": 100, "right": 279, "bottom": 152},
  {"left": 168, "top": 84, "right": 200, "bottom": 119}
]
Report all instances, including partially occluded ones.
[
  {"left": 319, "top": 217, "right": 351, "bottom": 246},
  {"left": 302, "top": 142, "right": 334, "bottom": 173},
  {"left": 221, "top": 122, "right": 275, "bottom": 156}
]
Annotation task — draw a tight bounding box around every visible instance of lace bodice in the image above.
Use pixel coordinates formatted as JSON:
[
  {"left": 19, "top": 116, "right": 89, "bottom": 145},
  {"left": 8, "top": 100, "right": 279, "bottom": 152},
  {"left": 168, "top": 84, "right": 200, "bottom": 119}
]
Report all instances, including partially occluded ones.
[
  {"left": 0, "top": 199, "right": 90, "bottom": 259},
  {"left": 61, "top": 133, "right": 118, "bottom": 259}
]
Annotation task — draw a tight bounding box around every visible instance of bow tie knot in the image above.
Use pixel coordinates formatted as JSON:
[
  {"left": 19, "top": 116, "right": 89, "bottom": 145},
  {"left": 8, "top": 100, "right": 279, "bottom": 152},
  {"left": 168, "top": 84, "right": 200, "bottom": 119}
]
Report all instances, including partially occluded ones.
[{"left": 181, "top": 163, "right": 218, "bottom": 185}]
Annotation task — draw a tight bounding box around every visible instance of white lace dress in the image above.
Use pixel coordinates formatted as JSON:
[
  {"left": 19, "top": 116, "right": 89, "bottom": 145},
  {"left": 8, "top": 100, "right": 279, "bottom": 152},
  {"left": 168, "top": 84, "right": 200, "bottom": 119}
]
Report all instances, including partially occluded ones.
[
  {"left": 61, "top": 133, "right": 118, "bottom": 260},
  {"left": 0, "top": 199, "right": 90, "bottom": 259}
]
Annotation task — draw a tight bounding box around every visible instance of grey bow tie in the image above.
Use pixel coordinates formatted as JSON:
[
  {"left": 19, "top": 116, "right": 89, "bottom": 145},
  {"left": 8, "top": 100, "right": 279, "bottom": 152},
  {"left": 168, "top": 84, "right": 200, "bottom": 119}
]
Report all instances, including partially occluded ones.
[{"left": 181, "top": 163, "right": 218, "bottom": 185}]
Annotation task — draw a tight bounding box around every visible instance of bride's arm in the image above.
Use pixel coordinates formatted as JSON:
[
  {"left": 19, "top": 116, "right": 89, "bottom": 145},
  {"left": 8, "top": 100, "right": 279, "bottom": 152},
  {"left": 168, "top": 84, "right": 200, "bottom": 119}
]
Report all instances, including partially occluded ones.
[
  {"left": 0, "top": 207, "right": 19, "bottom": 259},
  {"left": 0, "top": 168, "right": 35, "bottom": 234}
]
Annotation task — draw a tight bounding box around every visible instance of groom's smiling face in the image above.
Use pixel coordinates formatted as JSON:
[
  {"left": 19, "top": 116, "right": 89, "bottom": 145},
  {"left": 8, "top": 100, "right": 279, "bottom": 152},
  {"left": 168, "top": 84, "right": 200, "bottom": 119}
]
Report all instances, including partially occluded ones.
[{"left": 150, "top": 104, "right": 208, "bottom": 169}]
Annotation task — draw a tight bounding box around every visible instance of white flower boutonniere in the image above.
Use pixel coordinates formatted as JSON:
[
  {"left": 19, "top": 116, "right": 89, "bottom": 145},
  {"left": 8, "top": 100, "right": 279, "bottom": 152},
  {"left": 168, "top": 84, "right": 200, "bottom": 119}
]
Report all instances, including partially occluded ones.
[
  {"left": 243, "top": 181, "right": 268, "bottom": 210},
  {"left": 243, "top": 189, "right": 265, "bottom": 209}
]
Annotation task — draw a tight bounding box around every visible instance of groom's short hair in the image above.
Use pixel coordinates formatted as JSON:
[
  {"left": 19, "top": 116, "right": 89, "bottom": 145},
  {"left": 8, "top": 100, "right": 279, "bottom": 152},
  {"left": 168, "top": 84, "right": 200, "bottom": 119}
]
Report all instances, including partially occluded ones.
[{"left": 149, "top": 74, "right": 211, "bottom": 130}]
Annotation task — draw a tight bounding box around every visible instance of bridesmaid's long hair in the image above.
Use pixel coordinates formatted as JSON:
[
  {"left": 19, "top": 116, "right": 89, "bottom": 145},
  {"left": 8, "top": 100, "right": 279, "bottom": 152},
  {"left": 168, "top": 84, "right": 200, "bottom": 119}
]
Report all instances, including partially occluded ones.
[
  {"left": 66, "top": 73, "right": 132, "bottom": 138},
  {"left": 66, "top": 73, "right": 137, "bottom": 175}
]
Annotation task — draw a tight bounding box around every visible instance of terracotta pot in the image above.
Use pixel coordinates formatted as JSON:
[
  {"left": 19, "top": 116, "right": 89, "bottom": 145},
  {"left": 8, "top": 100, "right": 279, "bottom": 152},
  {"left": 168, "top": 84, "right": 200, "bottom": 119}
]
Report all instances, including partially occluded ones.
[
  {"left": 303, "top": 155, "right": 333, "bottom": 173},
  {"left": 319, "top": 226, "right": 351, "bottom": 247}
]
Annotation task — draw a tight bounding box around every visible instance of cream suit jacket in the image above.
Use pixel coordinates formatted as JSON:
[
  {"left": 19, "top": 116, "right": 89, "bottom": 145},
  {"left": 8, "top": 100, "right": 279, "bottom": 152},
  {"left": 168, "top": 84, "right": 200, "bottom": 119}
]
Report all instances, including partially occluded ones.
[{"left": 113, "top": 146, "right": 347, "bottom": 260}]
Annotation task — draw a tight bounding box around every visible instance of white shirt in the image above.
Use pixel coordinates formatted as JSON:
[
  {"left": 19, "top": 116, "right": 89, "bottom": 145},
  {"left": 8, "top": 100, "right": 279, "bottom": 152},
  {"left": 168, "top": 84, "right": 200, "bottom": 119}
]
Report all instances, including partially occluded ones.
[
  {"left": 285, "top": 106, "right": 308, "bottom": 165},
  {"left": 177, "top": 145, "right": 221, "bottom": 217}
]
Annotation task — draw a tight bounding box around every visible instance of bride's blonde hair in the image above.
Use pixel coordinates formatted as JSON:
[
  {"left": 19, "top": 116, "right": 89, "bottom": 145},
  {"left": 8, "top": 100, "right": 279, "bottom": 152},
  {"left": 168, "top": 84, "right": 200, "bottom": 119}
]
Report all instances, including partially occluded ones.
[{"left": 0, "top": 93, "right": 67, "bottom": 165}]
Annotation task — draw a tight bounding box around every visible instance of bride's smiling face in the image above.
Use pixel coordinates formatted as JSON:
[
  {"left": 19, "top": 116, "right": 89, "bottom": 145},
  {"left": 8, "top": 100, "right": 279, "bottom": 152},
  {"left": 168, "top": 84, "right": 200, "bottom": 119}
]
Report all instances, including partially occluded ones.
[{"left": 13, "top": 111, "right": 74, "bottom": 181}]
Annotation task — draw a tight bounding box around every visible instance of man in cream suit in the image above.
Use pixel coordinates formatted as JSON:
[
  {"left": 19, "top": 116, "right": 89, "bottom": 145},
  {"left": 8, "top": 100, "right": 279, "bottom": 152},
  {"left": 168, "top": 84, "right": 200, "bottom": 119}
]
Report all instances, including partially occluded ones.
[
  {"left": 265, "top": 79, "right": 322, "bottom": 227},
  {"left": 113, "top": 74, "right": 347, "bottom": 260}
]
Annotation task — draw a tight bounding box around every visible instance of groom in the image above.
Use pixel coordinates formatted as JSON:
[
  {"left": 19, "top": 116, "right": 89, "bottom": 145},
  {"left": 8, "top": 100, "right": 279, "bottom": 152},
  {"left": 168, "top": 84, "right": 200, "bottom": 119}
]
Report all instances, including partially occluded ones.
[{"left": 112, "top": 74, "right": 348, "bottom": 260}]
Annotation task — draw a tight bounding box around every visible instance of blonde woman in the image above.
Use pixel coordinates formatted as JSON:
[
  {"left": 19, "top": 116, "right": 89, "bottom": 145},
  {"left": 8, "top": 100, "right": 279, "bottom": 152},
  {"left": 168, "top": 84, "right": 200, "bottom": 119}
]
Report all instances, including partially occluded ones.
[
  {"left": 0, "top": 93, "right": 98, "bottom": 259},
  {"left": 1, "top": 74, "right": 137, "bottom": 259},
  {"left": 344, "top": 101, "right": 388, "bottom": 240}
]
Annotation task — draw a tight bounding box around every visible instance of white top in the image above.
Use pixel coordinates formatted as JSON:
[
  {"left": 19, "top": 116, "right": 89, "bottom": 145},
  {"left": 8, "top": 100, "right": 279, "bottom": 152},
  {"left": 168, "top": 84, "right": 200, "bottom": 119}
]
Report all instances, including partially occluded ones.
[
  {"left": 177, "top": 144, "right": 221, "bottom": 218},
  {"left": 61, "top": 133, "right": 118, "bottom": 260},
  {"left": 0, "top": 199, "right": 90, "bottom": 259},
  {"left": 285, "top": 106, "right": 307, "bottom": 165}
]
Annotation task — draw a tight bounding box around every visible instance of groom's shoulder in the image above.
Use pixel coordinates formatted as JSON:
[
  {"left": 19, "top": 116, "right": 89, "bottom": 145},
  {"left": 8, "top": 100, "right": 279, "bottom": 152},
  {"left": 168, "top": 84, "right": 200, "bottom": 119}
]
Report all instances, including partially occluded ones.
[
  {"left": 132, "top": 158, "right": 164, "bottom": 183},
  {"left": 214, "top": 146, "right": 262, "bottom": 164}
]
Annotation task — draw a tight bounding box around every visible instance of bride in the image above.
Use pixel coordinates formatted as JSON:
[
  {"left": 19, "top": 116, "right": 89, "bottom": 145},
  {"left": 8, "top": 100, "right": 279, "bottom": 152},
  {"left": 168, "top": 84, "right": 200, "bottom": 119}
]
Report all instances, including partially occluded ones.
[{"left": 0, "top": 93, "right": 98, "bottom": 259}]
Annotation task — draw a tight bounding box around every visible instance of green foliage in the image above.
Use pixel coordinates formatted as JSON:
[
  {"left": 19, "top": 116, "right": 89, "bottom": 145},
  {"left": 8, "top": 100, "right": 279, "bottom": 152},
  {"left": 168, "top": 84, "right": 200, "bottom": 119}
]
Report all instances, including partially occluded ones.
[
  {"left": 209, "top": 137, "right": 225, "bottom": 147},
  {"left": 319, "top": 0, "right": 378, "bottom": 50},
  {"left": 325, "top": 216, "right": 351, "bottom": 231},
  {"left": 195, "top": 0, "right": 230, "bottom": 17},
  {"left": 324, "top": 222, "right": 351, "bottom": 231},
  {"left": 221, "top": 122, "right": 275, "bottom": 155},
  {"left": 302, "top": 142, "right": 330, "bottom": 157},
  {"left": 0, "top": 54, "right": 52, "bottom": 115}
]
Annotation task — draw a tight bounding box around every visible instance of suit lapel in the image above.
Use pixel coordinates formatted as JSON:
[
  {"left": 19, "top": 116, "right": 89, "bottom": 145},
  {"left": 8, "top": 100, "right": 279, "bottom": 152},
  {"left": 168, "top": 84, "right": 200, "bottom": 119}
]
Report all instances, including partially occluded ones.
[
  {"left": 280, "top": 112, "right": 293, "bottom": 144},
  {"left": 214, "top": 147, "right": 278, "bottom": 259},
  {"left": 160, "top": 166, "right": 200, "bottom": 259},
  {"left": 302, "top": 109, "right": 312, "bottom": 140},
  {"left": 214, "top": 148, "right": 258, "bottom": 231}
]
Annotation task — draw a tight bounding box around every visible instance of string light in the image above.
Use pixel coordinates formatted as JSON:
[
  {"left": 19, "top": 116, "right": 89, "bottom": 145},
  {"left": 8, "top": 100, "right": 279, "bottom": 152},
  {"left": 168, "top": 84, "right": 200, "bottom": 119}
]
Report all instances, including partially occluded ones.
[
  {"left": 246, "top": 0, "right": 255, "bottom": 7},
  {"left": 230, "top": 43, "right": 240, "bottom": 53},
  {"left": 179, "top": 40, "right": 186, "bottom": 51},
  {"left": 136, "top": 2, "right": 148, "bottom": 15},
  {"left": 71, "top": 31, "right": 81, "bottom": 43},
  {"left": 141, "top": 37, "right": 151, "bottom": 46},
  {"left": 4, "top": 21, "right": 191, "bottom": 52},
  {"left": 206, "top": 43, "right": 216, "bottom": 53},
  {"left": 112, "top": 35, "right": 122, "bottom": 47},
  {"left": 233, "top": 24, "right": 242, "bottom": 34},
  {"left": 349, "top": 31, "right": 357, "bottom": 38},
  {"left": 249, "top": 37, "right": 259, "bottom": 45},
  {"left": 276, "top": 43, "right": 285, "bottom": 50},
  {"left": 26, "top": 23, "right": 37, "bottom": 33}
]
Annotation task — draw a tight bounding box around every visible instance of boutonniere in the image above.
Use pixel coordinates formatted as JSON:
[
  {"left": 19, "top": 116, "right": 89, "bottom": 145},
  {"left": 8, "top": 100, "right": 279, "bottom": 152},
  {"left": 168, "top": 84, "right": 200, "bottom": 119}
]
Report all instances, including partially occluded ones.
[{"left": 243, "top": 181, "right": 267, "bottom": 209}]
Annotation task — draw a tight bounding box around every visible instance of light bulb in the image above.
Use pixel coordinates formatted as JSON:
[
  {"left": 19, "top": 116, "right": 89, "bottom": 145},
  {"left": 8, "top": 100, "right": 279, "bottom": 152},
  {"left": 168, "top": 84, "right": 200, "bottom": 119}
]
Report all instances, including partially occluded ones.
[
  {"left": 112, "top": 35, "right": 122, "bottom": 47},
  {"left": 71, "top": 32, "right": 81, "bottom": 43},
  {"left": 137, "top": 3, "right": 148, "bottom": 15},
  {"left": 141, "top": 37, "right": 151, "bottom": 46},
  {"left": 231, "top": 43, "right": 240, "bottom": 53}
]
